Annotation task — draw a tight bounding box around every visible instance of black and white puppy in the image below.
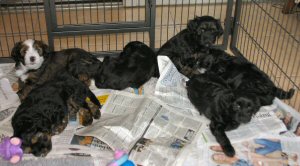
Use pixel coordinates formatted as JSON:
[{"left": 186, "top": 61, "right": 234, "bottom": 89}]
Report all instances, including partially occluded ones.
[
  {"left": 11, "top": 39, "right": 102, "bottom": 100},
  {"left": 157, "top": 16, "right": 224, "bottom": 78},
  {"left": 12, "top": 70, "right": 101, "bottom": 157},
  {"left": 195, "top": 49, "right": 295, "bottom": 106},
  {"left": 95, "top": 41, "right": 157, "bottom": 90},
  {"left": 187, "top": 73, "right": 260, "bottom": 157}
]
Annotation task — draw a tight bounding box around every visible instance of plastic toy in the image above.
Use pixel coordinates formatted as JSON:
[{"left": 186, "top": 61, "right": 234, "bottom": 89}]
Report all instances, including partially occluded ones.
[
  {"left": 0, "top": 137, "right": 23, "bottom": 164},
  {"left": 107, "top": 150, "right": 135, "bottom": 166}
]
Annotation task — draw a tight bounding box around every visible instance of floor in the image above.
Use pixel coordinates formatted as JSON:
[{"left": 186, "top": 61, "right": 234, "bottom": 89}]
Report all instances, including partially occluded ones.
[{"left": 0, "top": 1, "right": 299, "bottom": 110}]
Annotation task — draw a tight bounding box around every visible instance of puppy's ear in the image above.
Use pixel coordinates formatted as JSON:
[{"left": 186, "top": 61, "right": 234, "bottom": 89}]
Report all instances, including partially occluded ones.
[
  {"left": 35, "top": 40, "right": 50, "bottom": 57},
  {"left": 41, "top": 41, "right": 50, "bottom": 54},
  {"left": 187, "top": 18, "right": 199, "bottom": 33},
  {"left": 11, "top": 41, "right": 23, "bottom": 63},
  {"left": 103, "top": 56, "right": 110, "bottom": 64}
]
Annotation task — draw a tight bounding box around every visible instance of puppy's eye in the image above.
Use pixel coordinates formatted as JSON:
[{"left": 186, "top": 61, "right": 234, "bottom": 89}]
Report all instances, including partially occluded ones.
[
  {"left": 36, "top": 47, "right": 42, "bottom": 55},
  {"left": 204, "top": 62, "right": 210, "bottom": 68},
  {"left": 218, "top": 68, "right": 225, "bottom": 73},
  {"left": 101, "top": 77, "right": 105, "bottom": 83},
  {"left": 20, "top": 49, "right": 27, "bottom": 56},
  {"left": 234, "top": 104, "right": 241, "bottom": 110}
]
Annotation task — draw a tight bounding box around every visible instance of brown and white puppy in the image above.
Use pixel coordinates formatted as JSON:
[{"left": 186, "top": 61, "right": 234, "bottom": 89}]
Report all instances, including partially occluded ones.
[
  {"left": 11, "top": 39, "right": 49, "bottom": 82},
  {"left": 10, "top": 39, "right": 102, "bottom": 101}
]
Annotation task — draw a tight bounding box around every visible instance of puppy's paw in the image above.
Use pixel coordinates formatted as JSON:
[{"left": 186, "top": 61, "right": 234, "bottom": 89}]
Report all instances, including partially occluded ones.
[
  {"left": 222, "top": 144, "right": 235, "bottom": 157},
  {"left": 79, "top": 108, "right": 93, "bottom": 126},
  {"left": 225, "top": 122, "right": 239, "bottom": 131},
  {"left": 52, "top": 115, "right": 69, "bottom": 135},
  {"left": 92, "top": 108, "right": 101, "bottom": 119},
  {"left": 17, "top": 90, "right": 26, "bottom": 101},
  {"left": 78, "top": 74, "right": 91, "bottom": 87},
  {"left": 87, "top": 100, "right": 101, "bottom": 119},
  {"left": 17, "top": 85, "right": 33, "bottom": 101}
]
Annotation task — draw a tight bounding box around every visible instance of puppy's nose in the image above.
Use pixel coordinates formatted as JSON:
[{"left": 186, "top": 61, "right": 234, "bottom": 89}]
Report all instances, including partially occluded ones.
[{"left": 30, "top": 56, "right": 35, "bottom": 62}]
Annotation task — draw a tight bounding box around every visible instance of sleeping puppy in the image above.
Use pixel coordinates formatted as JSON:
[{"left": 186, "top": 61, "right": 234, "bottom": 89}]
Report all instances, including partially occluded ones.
[
  {"left": 11, "top": 39, "right": 102, "bottom": 100},
  {"left": 11, "top": 70, "right": 101, "bottom": 157},
  {"left": 186, "top": 73, "right": 260, "bottom": 157},
  {"left": 95, "top": 41, "right": 157, "bottom": 90},
  {"left": 196, "top": 48, "right": 295, "bottom": 106},
  {"left": 157, "top": 15, "right": 223, "bottom": 78}
]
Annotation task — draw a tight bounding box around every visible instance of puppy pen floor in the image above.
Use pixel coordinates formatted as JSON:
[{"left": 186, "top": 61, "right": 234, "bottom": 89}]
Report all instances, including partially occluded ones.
[{"left": 0, "top": 1, "right": 299, "bottom": 110}]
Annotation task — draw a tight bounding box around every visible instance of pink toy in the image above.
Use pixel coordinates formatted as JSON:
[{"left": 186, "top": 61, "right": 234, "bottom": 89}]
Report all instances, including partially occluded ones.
[
  {"left": 107, "top": 150, "right": 135, "bottom": 166},
  {"left": 0, "top": 137, "right": 23, "bottom": 164}
]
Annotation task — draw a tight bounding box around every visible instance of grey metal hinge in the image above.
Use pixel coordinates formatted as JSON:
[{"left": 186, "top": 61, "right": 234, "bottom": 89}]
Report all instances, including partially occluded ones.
[
  {"left": 228, "top": 16, "right": 235, "bottom": 35},
  {"left": 148, "top": 0, "right": 153, "bottom": 8}
]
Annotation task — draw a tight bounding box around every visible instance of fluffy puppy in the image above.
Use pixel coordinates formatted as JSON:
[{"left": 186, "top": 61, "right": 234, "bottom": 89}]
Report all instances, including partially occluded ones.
[
  {"left": 196, "top": 49, "right": 295, "bottom": 106},
  {"left": 186, "top": 74, "right": 260, "bottom": 157},
  {"left": 11, "top": 39, "right": 49, "bottom": 82},
  {"left": 157, "top": 16, "right": 224, "bottom": 78},
  {"left": 95, "top": 41, "right": 157, "bottom": 90},
  {"left": 11, "top": 39, "right": 102, "bottom": 100},
  {"left": 11, "top": 71, "right": 101, "bottom": 157}
]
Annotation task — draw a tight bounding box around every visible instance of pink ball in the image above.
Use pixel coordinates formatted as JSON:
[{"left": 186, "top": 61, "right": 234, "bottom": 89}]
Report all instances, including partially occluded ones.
[
  {"left": 10, "top": 155, "right": 21, "bottom": 164},
  {"left": 10, "top": 138, "right": 21, "bottom": 145}
]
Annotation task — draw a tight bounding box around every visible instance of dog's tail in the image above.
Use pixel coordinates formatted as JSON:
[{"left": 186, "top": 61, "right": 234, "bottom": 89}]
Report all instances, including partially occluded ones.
[
  {"left": 87, "top": 89, "right": 101, "bottom": 107},
  {"left": 273, "top": 87, "right": 295, "bottom": 99}
]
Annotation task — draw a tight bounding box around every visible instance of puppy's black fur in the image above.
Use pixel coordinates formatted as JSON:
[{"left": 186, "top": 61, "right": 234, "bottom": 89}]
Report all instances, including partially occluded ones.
[
  {"left": 95, "top": 41, "right": 157, "bottom": 90},
  {"left": 187, "top": 74, "right": 260, "bottom": 157},
  {"left": 196, "top": 48, "right": 295, "bottom": 106},
  {"left": 157, "top": 16, "right": 223, "bottom": 78},
  {"left": 11, "top": 41, "right": 102, "bottom": 100},
  {"left": 12, "top": 71, "right": 101, "bottom": 157}
]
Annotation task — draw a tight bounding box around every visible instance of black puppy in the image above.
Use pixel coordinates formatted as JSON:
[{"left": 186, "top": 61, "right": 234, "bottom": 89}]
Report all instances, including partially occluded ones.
[
  {"left": 196, "top": 48, "right": 295, "bottom": 106},
  {"left": 11, "top": 40, "right": 102, "bottom": 100},
  {"left": 95, "top": 41, "right": 157, "bottom": 90},
  {"left": 157, "top": 16, "right": 223, "bottom": 78},
  {"left": 11, "top": 71, "right": 101, "bottom": 157},
  {"left": 187, "top": 74, "right": 260, "bottom": 157}
]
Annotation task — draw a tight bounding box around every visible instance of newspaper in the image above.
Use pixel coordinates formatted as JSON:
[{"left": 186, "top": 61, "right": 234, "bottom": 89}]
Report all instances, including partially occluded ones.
[
  {"left": 271, "top": 98, "right": 300, "bottom": 137},
  {"left": 75, "top": 90, "right": 204, "bottom": 166},
  {"left": 155, "top": 56, "right": 198, "bottom": 116},
  {"left": 204, "top": 135, "right": 300, "bottom": 166},
  {"left": 0, "top": 64, "right": 18, "bottom": 86},
  {"left": 0, "top": 74, "right": 20, "bottom": 142},
  {"left": 0, "top": 77, "right": 20, "bottom": 111},
  {"left": 201, "top": 107, "right": 287, "bottom": 145}
]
